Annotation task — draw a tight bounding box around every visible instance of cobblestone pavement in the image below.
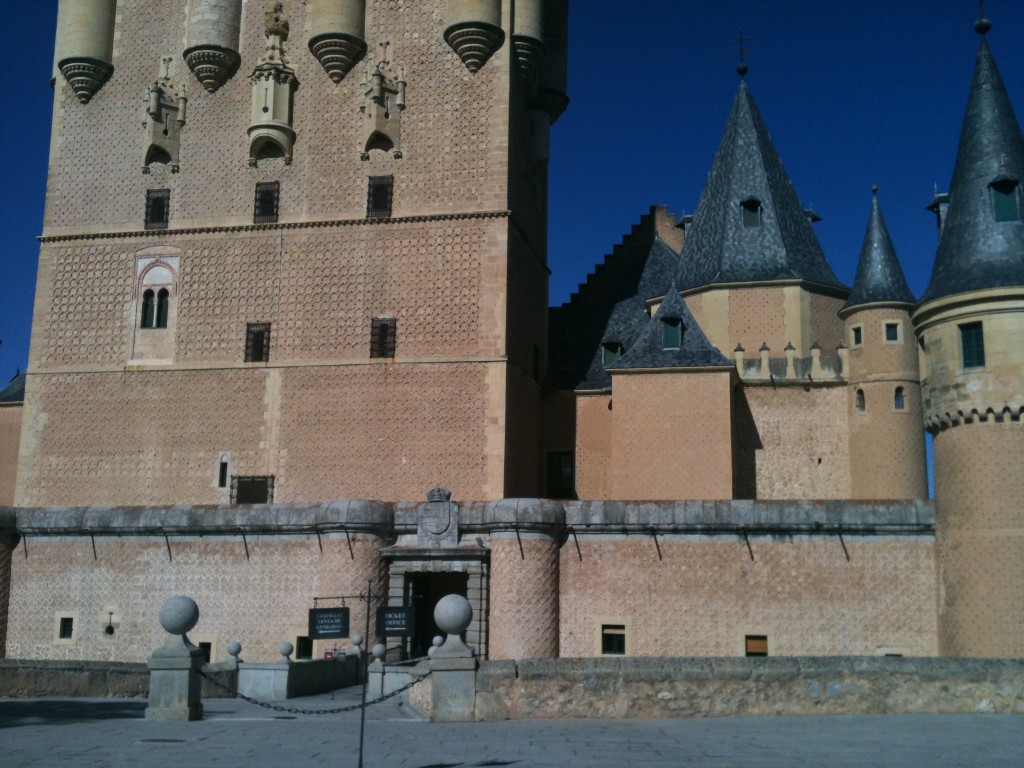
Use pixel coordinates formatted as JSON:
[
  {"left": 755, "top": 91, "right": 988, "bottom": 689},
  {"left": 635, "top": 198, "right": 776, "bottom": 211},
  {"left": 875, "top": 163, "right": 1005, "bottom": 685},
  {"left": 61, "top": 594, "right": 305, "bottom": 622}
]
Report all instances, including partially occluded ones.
[{"left": 1, "top": 689, "right": 1021, "bottom": 767}]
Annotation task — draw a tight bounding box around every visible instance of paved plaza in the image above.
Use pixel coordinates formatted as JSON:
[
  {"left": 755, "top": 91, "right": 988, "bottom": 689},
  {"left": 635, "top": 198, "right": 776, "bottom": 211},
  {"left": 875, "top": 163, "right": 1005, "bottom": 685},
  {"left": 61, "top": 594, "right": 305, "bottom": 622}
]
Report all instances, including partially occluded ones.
[{"left": 1, "top": 687, "right": 1021, "bottom": 768}]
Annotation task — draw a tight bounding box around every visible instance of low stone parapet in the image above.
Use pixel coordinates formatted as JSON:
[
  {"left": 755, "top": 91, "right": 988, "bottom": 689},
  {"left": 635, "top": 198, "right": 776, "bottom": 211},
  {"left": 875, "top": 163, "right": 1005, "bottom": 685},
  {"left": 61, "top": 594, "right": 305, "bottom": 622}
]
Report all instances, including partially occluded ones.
[
  {"left": 0, "top": 660, "right": 148, "bottom": 698},
  {"left": 475, "top": 657, "right": 1024, "bottom": 720},
  {"left": 237, "top": 656, "right": 362, "bottom": 700}
]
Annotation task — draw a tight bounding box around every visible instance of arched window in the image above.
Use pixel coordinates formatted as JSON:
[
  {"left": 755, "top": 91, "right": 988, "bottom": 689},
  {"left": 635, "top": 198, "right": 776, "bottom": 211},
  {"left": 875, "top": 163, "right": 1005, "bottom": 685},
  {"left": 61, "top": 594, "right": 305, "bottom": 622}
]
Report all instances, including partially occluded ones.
[
  {"left": 894, "top": 386, "right": 905, "bottom": 410},
  {"left": 156, "top": 289, "right": 170, "bottom": 329},
  {"left": 741, "top": 197, "right": 762, "bottom": 228},
  {"left": 140, "top": 289, "right": 155, "bottom": 328},
  {"left": 855, "top": 388, "right": 866, "bottom": 411}
]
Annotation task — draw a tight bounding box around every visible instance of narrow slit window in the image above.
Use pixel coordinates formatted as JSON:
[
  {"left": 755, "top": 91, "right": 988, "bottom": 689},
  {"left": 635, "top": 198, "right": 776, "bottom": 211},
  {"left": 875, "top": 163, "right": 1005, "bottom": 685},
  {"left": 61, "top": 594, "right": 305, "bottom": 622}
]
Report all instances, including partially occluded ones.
[
  {"left": 894, "top": 386, "right": 905, "bottom": 410},
  {"left": 145, "top": 188, "right": 170, "bottom": 229},
  {"left": 254, "top": 181, "right": 280, "bottom": 224},
  {"left": 218, "top": 456, "right": 229, "bottom": 488},
  {"left": 855, "top": 388, "right": 866, "bottom": 411},
  {"left": 140, "top": 289, "right": 156, "bottom": 328},
  {"left": 990, "top": 179, "right": 1021, "bottom": 222},
  {"left": 662, "top": 317, "right": 682, "bottom": 349},
  {"left": 370, "top": 317, "right": 397, "bottom": 358},
  {"left": 851, "top": 326, "right": 863, "bottom": 347},
  {"left": 245, "top": 322, "right": 272, "bottom": 363},
  {"left": 155, "top": 289, "right": 169, "bottom": 329},
  {"left": 959, "top": 322, "right": 985, "bottom": 369},
  {"left": 367, "top": 175, "right": 393, "bottom": 218}
]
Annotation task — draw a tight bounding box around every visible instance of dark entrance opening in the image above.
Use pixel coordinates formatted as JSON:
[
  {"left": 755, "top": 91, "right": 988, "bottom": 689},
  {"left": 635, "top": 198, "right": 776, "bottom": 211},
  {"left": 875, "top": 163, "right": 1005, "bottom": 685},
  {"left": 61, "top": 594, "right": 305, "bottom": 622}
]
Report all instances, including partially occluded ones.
[{"left": 404, "top": 572, "right": 468, "bottom": 659}]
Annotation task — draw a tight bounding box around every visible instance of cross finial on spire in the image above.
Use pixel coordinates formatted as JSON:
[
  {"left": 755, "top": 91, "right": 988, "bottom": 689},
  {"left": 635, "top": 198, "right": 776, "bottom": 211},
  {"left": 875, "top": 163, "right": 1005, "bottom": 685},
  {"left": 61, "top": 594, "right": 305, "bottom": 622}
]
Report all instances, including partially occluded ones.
[
  {"left": 734, "top": 31, "right": 752, "bottom": 77},
  {"left": 975, "top": 0, "right": 992, "bottom": 35}
]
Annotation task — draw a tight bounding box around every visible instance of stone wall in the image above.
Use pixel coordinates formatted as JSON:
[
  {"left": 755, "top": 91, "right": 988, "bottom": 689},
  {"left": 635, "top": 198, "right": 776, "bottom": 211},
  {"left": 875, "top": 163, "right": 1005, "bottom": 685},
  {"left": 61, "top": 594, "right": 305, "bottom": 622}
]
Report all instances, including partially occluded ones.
[
  {"left": 475, "top": 657, "right": 1024, "bottom": 720},
  {"left": 0, "top": 660, "right": 148, "bottom": 698},
  {"left": 0, "top": 405, "right": 22, "bottom": 506}
]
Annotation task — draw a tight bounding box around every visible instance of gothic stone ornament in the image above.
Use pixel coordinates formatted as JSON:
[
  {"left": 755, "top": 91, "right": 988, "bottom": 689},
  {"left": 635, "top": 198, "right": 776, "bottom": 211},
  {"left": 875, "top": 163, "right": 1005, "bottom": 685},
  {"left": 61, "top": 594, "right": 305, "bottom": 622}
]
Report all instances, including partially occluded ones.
[
  {"left": 59, "top": 57, "right": 115, "bottom": 104},
  {"left": 419, "top": 487, "right": 458, "bottom": 548},
  {"left": 309, "top": 31, "right": 367, "bottom": 83},
  {"left": 359, "top": 42, "right": 406, "bottom": 160},
  {"left": 183, "top": 46, "right": 241, "bottom": 93},
  {"left": 248, "top": 3, "right": 299, "bottom": 166},
  {"left": 142, "top": 58, "right": 187, "bottom": 174},
  {"left": 444, "top": 21, "right": 505, "bottom": 74}
]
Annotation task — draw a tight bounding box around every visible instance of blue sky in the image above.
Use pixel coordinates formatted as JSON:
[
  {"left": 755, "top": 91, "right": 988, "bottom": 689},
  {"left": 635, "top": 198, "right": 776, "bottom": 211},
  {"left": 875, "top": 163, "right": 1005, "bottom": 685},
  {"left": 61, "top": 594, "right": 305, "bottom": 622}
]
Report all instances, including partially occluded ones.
[{"left": 1, "top": 1, "right": 1022, "bottom": 383}]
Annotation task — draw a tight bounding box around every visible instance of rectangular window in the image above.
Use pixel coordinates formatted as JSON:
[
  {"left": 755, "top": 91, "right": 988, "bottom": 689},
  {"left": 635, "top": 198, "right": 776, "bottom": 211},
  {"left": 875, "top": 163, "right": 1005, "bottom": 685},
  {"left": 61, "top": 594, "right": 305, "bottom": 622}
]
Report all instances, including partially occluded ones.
[
  {"left": 991, "top": 181, "right": 1020, "bottom": 222},
  {"left": 884, "top": 322, "right": 900, "bottom": 342},
  {"left": 851, "top": 325, "right": 863, "bottom": 347},
  {"left": 662, "top": 318, "right": 681, "bottom": 349},
  {"left": 254, "top": 181, "right": 280, "bottom": 224},
  {"left": 601, "top": 625, "right": 626, "bottom": 655},
  {"left": 145, "top": 189, "right": 170, "bottom": 230},
  {"left": 370, "top": 317, "right": 397, "bottom": 358},
  {"left": 545, "top": 451, "right": 575, "bottom": 499},
  {"left": 218, "top": 460, "right": 229, "bottom": 488},
  {"left": 295, "top": 636, "right": 313, "bottom": 660},
  {"left": 245, "top": 322, "right": 272, "bottom": 362},
  {"left": 367, "top": 175, "right": 394, "bottom": 218},
  {"left": 602, "top": 342, "right": 622, "bottom": 367},
  {"left": 745, "top": 635, "right": 768, "bottom": 657},
  {"left": 231, "top": 475, "right": 274, "bottom": 504},
  {"left": 58, "top": 617, "right": 75, "bottom": 640},
  {"left": 959, "top": 322, "right": 985, "bottom": 369}
]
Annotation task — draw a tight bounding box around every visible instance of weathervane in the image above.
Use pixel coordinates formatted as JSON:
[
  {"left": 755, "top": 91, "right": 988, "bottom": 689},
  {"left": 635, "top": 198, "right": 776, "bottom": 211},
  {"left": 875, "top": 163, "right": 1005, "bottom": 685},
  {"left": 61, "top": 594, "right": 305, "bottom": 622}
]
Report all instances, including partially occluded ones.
[{"left": 734, "top": 31, "right": 752, "bottom": 77}]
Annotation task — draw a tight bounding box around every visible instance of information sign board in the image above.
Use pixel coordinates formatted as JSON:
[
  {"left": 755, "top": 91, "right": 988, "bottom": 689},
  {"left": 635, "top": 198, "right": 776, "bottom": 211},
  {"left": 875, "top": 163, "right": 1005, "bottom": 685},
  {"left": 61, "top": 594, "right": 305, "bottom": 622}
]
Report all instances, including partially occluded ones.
[
  {"left": 308, "top": 607, "right": 349, "bottom": 639},
  {"left": 376, "top": 606, "right": 415, "bottom": 637}
]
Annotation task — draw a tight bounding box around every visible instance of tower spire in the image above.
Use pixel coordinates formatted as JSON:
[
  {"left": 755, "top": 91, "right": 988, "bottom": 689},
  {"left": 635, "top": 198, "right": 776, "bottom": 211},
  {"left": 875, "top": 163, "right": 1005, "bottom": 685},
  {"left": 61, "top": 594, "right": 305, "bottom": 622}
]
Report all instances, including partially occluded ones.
[{"left": 841, "top": 186, "right": 915, "bottom": 314}]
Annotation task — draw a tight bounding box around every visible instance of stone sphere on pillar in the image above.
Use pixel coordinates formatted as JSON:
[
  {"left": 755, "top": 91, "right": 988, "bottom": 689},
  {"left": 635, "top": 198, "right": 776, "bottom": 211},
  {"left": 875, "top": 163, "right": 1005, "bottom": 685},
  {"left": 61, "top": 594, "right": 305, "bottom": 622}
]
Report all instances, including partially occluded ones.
[
  {"left": 372, "top": 643, "right": 386, "bottom": 659},
  {"left": 279, "top": 642, "right": 294, "bottom": 659},
  {"left": 158, "top": 595, "right": 200, "bottom": 635},
  {"left": 434, "top": 594, "right": 473, "bottom": 635}
]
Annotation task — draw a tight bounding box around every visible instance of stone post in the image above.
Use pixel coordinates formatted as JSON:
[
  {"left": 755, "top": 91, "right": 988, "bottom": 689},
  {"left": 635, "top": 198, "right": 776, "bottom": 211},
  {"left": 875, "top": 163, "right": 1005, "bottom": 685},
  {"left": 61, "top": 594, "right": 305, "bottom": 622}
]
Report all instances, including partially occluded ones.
[
  {"left": 146, "top": 595, "right": 205, "bottom": 721},
  {"left": 429, "top": 594, "right": 477, "bottom": 722}
]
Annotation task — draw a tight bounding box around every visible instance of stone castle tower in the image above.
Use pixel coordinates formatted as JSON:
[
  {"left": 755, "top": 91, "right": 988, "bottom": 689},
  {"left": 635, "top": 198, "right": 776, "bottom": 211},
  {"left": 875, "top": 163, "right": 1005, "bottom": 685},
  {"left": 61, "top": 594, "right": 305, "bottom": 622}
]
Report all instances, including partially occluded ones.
[
  {"left": 912, "top": 18, "right": 1024, "bottom": 659},
  {"left": 20, "top": 0, "right": 568, "bottom": 506}
]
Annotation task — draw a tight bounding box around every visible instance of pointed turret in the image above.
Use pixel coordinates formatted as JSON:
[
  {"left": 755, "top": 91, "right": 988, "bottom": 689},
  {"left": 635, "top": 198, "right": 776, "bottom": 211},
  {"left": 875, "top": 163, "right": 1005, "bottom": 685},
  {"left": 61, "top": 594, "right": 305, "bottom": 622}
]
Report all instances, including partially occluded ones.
[
  {"left": 841, "top": 187, "right": 915, "bottom": 314},
  {"left": 913, "top": 16, "right": 1024, "bottom": 660},
  {"left": 677, "top": 81, "right": 845, "bottom": 291},
  {"left": 608, "top": 284, "right": 731, "bottom": 372},
  {"left": 919, "top": 36, "right": 1024, "bottom": 303}
]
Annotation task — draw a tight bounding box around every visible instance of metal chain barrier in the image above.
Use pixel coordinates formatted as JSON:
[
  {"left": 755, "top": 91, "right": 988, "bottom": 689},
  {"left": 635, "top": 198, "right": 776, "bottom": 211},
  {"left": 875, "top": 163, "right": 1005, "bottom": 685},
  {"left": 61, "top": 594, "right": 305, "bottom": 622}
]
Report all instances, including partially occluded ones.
[{"left": 196, "top": 667, "right": 431, "bottom": 715}]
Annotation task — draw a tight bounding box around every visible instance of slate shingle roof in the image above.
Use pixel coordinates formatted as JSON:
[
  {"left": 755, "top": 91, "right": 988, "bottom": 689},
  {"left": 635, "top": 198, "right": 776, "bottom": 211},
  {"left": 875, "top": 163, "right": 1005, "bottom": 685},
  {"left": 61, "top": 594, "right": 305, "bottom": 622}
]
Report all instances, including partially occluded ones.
[
  {"left": 607, "top": 284, "right": 732, "bottom": 372},
  {"left": 0, "top": 372, "right": 26, "bottom": 403},
  {"left": 676, "top": 81, "right": 846, "bottom": 292},
  {"left": 550, "top": 230, "right": 681, "bottom": 391},
  {"left": 920, "top": 37, "right": 1024, "bottom": 304},
  {"left": 841, "top": 190, "right": 916, "bottom": 313}
]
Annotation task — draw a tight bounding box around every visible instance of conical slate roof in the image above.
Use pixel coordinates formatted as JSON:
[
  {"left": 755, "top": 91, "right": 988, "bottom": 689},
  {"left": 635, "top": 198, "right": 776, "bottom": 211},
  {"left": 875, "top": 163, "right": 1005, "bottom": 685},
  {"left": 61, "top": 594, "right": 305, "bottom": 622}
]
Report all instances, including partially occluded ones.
[
  {"left": 842, "top": 189, "right": 915, "bottom": 313},
  {"left": 920, "top": 36, "right": 1024, "bottom": 304},
  {"left": 0, "top": 371, "right": 26, "bottom": 403},
  {"left": 608, "top": 284, "right": 731, "bottom": 372},
  {"left": 677, "top": 81, "right": 846, "bottom": 291},
  {"left": 577, "top": 236, "right": 681, "bottom": 389}
]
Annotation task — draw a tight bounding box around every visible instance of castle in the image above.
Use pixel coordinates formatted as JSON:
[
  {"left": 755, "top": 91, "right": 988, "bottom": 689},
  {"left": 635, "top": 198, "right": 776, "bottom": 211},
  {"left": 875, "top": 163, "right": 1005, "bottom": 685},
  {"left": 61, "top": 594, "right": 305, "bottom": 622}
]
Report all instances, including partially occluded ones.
[{"left": 0, "top": 1, "right": 1020, "bottom": 664}]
